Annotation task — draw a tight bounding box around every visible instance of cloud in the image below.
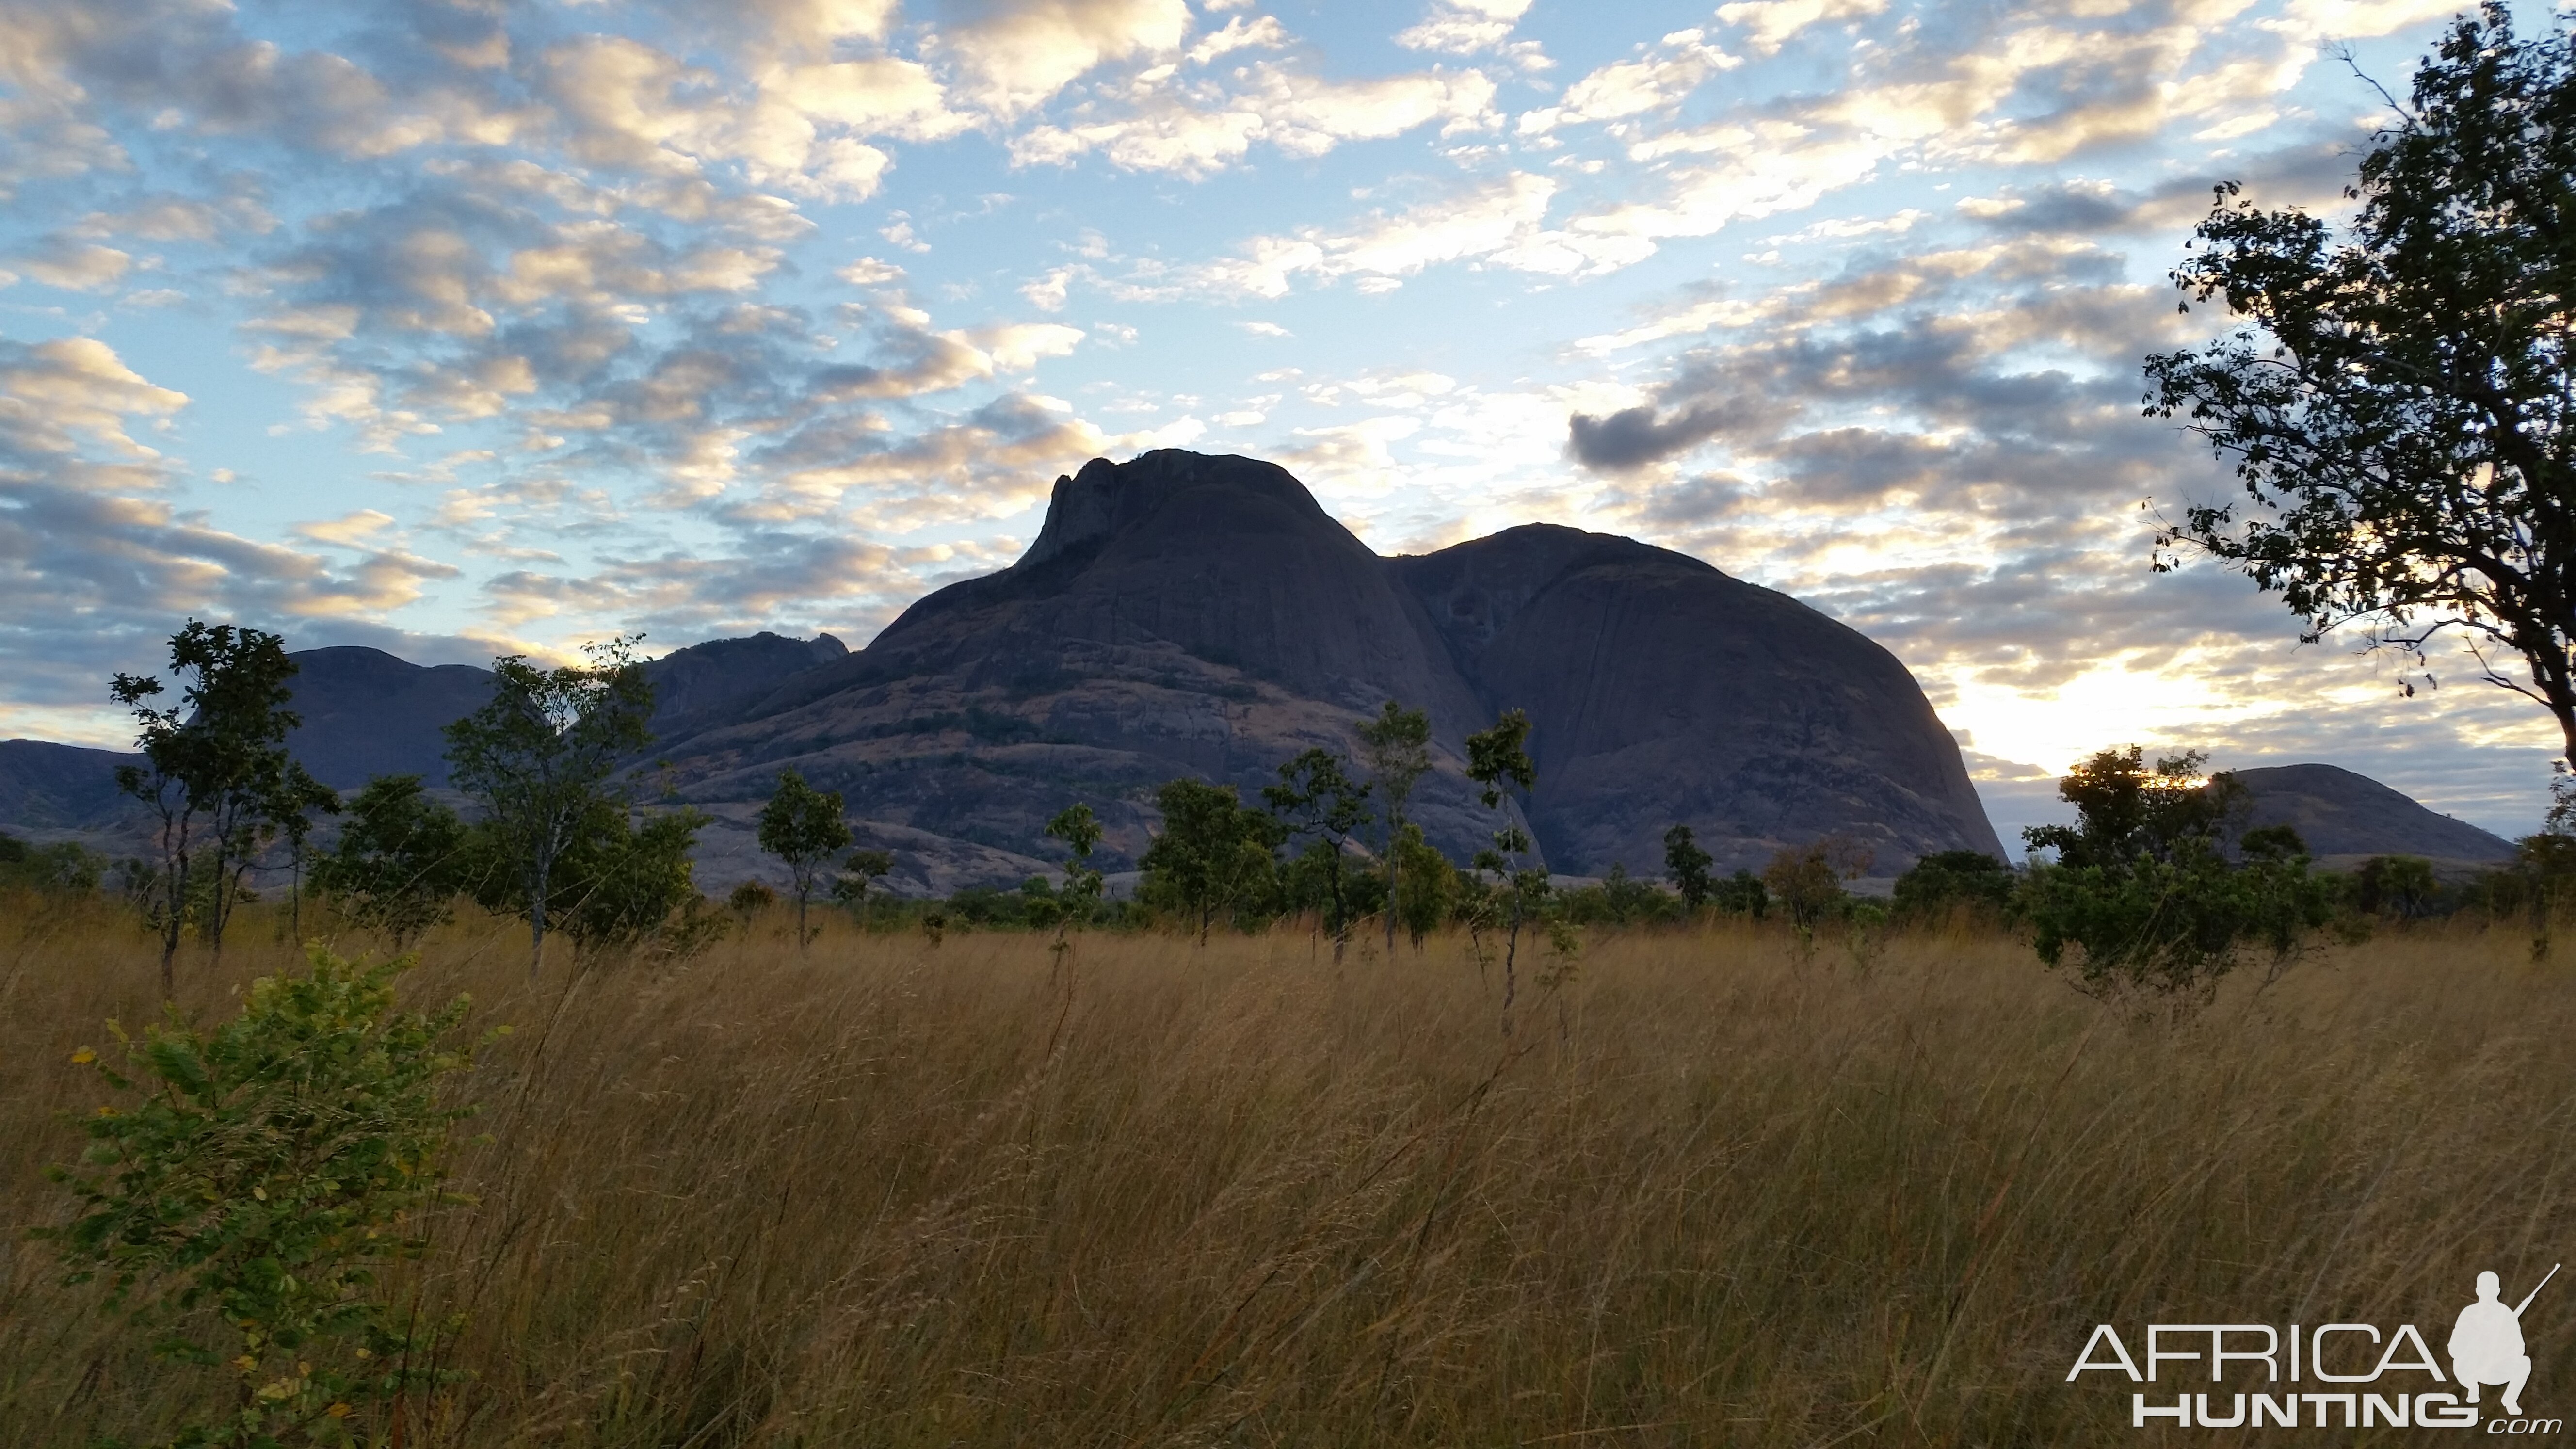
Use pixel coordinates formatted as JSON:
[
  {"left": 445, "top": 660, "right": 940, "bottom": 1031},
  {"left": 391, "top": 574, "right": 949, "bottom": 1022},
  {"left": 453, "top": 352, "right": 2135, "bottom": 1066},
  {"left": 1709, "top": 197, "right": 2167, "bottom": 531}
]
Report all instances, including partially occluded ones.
[
  {"left": 932, "top": 0, "right": 1193, "bottom": 116},
  {"left": 1179, "top": 171, "right": 1653, "bottom": 297},
  {"left": 1397, "top": 0, "right": 1534, "bottom": 56},
  {"left": 6, "top": 237, "right": 132, "bottom": 291},
  {"left": 1715, "top": 0, "right": 1887, "bottom": 57},
  {"left": 1009, "top": 60, "right": 1498, "bottom": 176},
  {"left": 1518, "top": 29, "right": 1739, "bottom": 134}
]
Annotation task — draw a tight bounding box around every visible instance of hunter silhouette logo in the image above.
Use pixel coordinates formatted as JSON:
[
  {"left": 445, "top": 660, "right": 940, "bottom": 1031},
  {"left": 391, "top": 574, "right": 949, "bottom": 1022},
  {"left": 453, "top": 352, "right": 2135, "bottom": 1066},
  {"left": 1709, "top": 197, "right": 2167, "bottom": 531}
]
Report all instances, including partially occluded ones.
[
  {"left": 2067, "top": 1261, "right": 2562, "bottom": 1430},
  {"left": 2454, "top": 1265, "right": 2556, "bottom": 1418}
]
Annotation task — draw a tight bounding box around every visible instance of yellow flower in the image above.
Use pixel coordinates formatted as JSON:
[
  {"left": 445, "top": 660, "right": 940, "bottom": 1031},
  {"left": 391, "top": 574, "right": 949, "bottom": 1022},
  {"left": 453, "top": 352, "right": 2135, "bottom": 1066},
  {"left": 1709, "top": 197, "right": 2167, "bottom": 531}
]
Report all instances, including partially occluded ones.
[
  {"left": 94, "top": 1106, "right": 116, "bottom": 1118},
  {"left": 70, "top": 1047, "right": 95, "bottom": 1064},
  {"left": 234, "top": 1355, "right": 258, "bottom": 1371},
  {"left": 326, "top": 1402, "right": 352, "bottom": 1419}
]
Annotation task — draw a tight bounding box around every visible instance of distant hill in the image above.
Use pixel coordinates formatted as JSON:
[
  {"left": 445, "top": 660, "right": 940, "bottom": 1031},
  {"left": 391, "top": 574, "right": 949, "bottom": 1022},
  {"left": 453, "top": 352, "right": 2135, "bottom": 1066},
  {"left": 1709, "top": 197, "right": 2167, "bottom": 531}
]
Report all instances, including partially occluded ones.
[
  {"left": 2232, "top": 763, "right": 2516, "bottom": 866},
  {"left": 0, "top": 739, "right": 138, "bottom": 831},
  {"left": 0, "top": 630, "right": 851, "bottom": 852}
]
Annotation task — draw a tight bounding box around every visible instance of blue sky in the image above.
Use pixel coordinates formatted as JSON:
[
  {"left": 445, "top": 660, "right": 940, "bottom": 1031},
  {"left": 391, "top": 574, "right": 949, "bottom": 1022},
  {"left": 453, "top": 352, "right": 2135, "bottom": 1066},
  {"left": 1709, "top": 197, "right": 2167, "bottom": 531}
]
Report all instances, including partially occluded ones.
[{"left": 0, "top": 0, "right": 2558, "bottom": 846}]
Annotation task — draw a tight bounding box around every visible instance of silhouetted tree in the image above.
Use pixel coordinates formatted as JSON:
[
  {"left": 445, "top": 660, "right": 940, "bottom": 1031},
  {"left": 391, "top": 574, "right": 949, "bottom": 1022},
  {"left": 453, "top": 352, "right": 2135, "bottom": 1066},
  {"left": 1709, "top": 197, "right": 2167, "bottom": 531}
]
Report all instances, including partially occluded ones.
[
  {"left": 1387, "top": 822, "right": 1455, "bottom": 949},
  {"left": 1465, "top": 708, "right": 1543, "bottom": 1032},
  {"left": 2022, "top": 747, "right": 2241, "bottom": 868},
  {"left": 1140, "top": 778, "right": 1281, "bottom": 943},
  {"left": 2147, "top": 5, "right": 2576, "bottom": 771},
  {"left": 1892, "top": 850, "right": 2015, "bottom": 922},
  {"left": 1045, "top": 803, "right": 1107, "bottom": 934},
  {"left": 832, "top": 849, "right": 897, "bottom": 922},
  {"left": 442, "top": 635, "right": 653, "bottom": 978},
  {"left": 111, "top": 621, "right": 319, "bottom": 994},
  {"left": 1358, "top": 700, "right": 1433, "bottom": 952},
  {"left": 1663, "top": 824, "right": 1714, "bottom": 911},
  {"left": 1763, "top": 837, "right": 1872, "bottom": 933},
  {"left": 758, "top": 767, "right": 852, "bottom": 952},
  {"left": 2017, "top": 745, "right": 2337, "bottom": 1001},
  {"left": 313, "top": 774, "right": 469, "bottom": 947},
  {"left": 1264, "top": 747, "right": 1374, "bottom": 959}
]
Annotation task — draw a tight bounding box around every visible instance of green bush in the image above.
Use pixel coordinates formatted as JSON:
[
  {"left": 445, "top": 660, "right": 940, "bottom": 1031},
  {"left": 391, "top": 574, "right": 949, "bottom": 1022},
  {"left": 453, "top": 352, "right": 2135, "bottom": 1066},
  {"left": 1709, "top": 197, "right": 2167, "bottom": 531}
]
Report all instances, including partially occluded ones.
[
  {"left": 1892, "top": 850, "right": 2015, "bottom": 922},
  {"left": 2016, "top": 842, "right": 2341, "bottom": 1001},
  {"left": 310, "top": 775, "right": 469, "bottom": 947},
  {"left": 42, "top": 947, "right": 487, "bottom": 1447}
]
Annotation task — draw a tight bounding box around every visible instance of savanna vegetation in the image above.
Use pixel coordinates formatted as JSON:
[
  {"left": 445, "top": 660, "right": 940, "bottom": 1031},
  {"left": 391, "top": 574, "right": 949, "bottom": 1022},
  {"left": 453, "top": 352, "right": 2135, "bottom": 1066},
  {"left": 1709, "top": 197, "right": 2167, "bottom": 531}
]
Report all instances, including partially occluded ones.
[{"left": 4, "top": 885, "right": 2575, "bottom": 1447}]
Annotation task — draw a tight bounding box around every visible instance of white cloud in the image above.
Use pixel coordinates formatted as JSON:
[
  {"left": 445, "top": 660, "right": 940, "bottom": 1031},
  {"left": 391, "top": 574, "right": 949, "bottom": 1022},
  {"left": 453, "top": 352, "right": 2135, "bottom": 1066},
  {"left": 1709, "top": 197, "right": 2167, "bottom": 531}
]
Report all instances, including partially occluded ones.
[
  {"left": 1517, "top": 29, "right": 1738, "bottom": 134},
  {"left": 7, "top": 238, "right": 132, "bottom": 291},
  {"left": 1397, "top": 0, "right": 1534, "bottom": 55},
  {"left": 1715, "top": 0, "right": 1888, "bottom": 56},
  {"left": 932, "top": 0, "right": 1193, "bottom": 116}
]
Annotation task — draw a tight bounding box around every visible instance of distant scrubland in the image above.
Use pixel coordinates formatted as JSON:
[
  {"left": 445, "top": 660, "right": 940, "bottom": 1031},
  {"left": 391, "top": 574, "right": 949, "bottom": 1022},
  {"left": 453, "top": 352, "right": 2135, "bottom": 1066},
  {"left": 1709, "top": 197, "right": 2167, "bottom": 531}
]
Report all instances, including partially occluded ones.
[{"left": 2, "top": 898, "right": 2571, "bottom": 1447}]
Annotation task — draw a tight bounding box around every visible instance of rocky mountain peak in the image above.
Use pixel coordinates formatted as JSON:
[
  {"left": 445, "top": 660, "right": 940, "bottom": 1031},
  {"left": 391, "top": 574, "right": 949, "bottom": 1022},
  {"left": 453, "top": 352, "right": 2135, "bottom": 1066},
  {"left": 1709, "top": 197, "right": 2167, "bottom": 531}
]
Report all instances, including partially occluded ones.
[{"left": 1014, "top": 450, "right": 1357, "bottom": 573}]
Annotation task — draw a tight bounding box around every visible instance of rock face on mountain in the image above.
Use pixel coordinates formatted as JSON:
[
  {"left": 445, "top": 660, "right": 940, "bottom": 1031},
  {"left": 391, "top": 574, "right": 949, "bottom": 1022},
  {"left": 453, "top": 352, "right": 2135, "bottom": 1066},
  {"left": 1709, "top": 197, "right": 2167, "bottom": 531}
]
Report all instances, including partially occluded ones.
[
  {"left": 2233, "top": 763, "right": 2516, "bottom": 865},
  {"left": 1391, "top": 524, "right": 1998, "bottom": 876},
  {"left": 650, "top": 451, "right": 2006, "bottom": 880}
]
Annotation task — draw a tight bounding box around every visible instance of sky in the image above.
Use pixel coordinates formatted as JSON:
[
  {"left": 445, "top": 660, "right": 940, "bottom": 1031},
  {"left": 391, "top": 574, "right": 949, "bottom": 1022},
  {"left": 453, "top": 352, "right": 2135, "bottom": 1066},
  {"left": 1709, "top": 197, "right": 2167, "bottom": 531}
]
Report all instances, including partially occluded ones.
[{"left": 0, "top": 0, "right": 2560, "bottom": 849}]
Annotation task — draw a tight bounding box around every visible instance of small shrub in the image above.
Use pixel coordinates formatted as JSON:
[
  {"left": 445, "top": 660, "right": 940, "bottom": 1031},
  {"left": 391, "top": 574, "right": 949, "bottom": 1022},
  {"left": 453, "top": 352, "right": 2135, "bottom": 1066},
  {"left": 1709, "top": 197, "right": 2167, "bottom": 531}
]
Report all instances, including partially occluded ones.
[
  {"left": 41, "top": 946, "right": 487, "bottom": 1447},
  {"left": 727, "top": 880, "right": 779, "bottom": 916}
]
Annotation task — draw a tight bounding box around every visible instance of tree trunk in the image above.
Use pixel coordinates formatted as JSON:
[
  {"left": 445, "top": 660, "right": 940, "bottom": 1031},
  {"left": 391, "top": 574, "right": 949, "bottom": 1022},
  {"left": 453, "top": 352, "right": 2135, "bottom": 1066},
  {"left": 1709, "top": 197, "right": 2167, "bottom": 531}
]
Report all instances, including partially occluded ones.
[
  {"left": 529, "top": 858, "right": 549, "bottom": 981},
  {"left": 796, "top": 888, "right": 809, "bottom": 955}
]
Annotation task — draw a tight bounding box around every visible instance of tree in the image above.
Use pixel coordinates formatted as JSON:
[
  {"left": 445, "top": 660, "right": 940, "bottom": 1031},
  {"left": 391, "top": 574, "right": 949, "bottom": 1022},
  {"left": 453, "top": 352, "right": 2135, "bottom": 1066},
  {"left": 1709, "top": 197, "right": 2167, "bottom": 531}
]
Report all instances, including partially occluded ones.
[
  {"left": 832, "top": 849, "right": 895, "bottom": 922},
  {"left": 1387, "top": 822, "right": 1454, "bottom": 949},
  {"left": 2145, "top": 5, "right": 2576, "bottom": 769},
  {"left": 1710, "top": 869, "right": 1769, "bottom": 918},
  {"left": 43, "top": 947, "right": 482, "bottom": 1447},
  {"left": 1139, "top": 778, "right": 1281, "bottom": 943},
  {"left": 757, "top": 768, "right": 852, "bottom": 952},
  {"left": 441, "top": 636, "right": 653, "bottom": 978},
  {"left": 2351, "top": 853, "right": 2442, "bottom": 919},
  {"left": 1465, "top": 708, "right": 1544, "bottom": 1031},
  {"left": 1663, "top": 824, "right": 1714, "bottom": 910},
  {"left": 2021, "top": 747, "right": 2242, "bottom": 868},
  {"left": 1045, "top": 803, "right": 1107, "bottom": 934},
  {"left": 111, "top": 621, "right": 319, "bottom": 994},
  {"left": 1357, "top": 701, "right": 1433, "bottom": 952},
  {"left": 1263, "top": 747, "right": 1374, "bottom": 959},
  {"left": 544, "top": 804, "right": 711, "bottom": 957},
  {"left": 1892, "top": 850, "right": 2016, "bottom": 922},
  {"left": 268, "top": 765, "right": 343, "bottom": 942},
  {"left": 2016, "top": 746, "right": 2339, "bottom": 1001},
  {"left": 1764, "top": 837, "right": 1872, "bottom": 932},
  {"left": 312, "top": 775, "right": 470, "bottom": 947}
]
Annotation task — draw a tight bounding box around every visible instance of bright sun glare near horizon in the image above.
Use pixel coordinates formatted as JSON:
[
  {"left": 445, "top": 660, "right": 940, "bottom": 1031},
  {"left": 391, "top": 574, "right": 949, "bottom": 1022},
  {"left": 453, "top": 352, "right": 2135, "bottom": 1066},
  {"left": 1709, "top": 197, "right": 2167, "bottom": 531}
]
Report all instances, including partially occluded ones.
[{"left": 0, "top": 0, "right": 2562, "bottom": 844}]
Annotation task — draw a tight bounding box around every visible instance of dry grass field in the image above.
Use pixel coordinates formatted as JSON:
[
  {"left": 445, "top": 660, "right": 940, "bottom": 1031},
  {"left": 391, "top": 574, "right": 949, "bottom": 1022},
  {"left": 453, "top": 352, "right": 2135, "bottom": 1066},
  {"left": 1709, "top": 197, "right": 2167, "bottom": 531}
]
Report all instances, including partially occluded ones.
[{"left": 2, "top": 897, "right": 2572, "bottom": 1446}]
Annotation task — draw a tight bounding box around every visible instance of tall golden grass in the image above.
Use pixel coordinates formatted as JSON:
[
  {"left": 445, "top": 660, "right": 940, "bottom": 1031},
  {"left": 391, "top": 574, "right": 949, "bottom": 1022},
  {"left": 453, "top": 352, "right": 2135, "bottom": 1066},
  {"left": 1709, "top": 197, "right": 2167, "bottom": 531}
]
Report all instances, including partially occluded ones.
[{"left": 2, "top": 896, "right": 2573, "bottom": 1446}]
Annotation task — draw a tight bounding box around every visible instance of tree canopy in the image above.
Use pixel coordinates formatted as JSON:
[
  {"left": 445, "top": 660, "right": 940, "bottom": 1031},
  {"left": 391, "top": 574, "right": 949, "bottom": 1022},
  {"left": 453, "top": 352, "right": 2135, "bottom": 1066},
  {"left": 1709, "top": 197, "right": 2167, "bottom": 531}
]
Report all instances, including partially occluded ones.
[{"left": 2146, "top": 4, "right": 2576, "bottom": 764}]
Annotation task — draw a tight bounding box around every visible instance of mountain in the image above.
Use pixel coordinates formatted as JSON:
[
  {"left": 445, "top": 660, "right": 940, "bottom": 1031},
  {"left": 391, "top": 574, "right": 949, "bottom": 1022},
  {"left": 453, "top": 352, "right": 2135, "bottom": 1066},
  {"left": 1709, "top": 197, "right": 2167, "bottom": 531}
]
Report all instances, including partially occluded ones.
[
  {"left": 6, "top": 453, "right": 2543, "bottom": 898},
  {"left": 0, "top": 629, "right": 851, "bottom": 848},
  {"left": 2233, "top": 763, "right": 2517, "bottom": 866},
  {"left": 0, "top": 740, "right": 137, "bottom": 831},
  {"left": 281, "top": 648, "right": 498, "bottom": 789},
  {"left": 646, "top": 450, "right": 2006, "bottom": 880}
]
